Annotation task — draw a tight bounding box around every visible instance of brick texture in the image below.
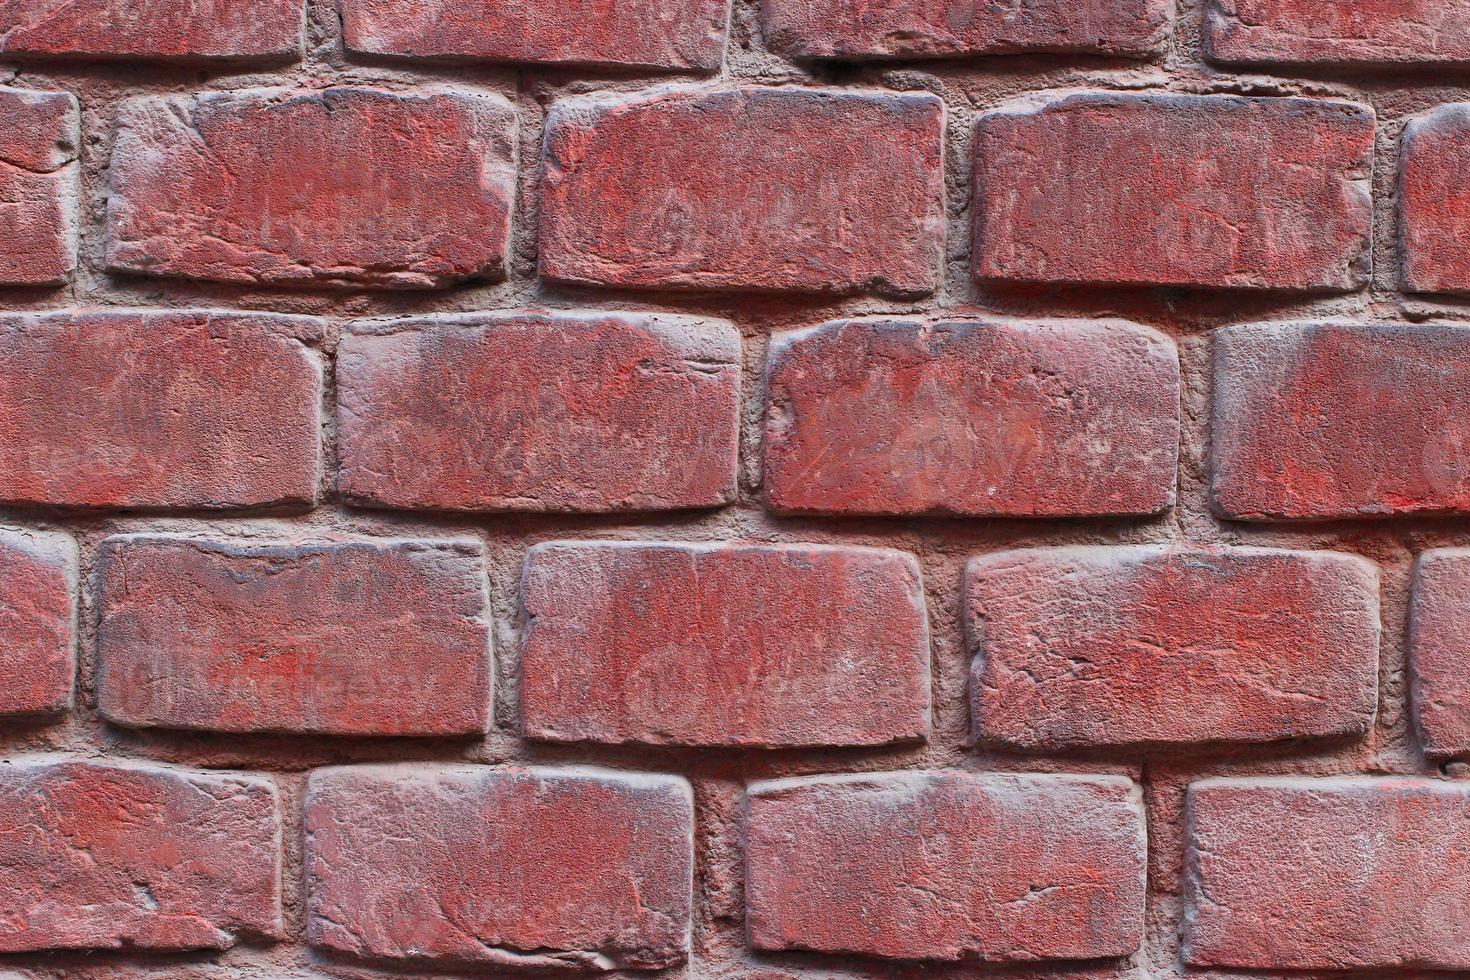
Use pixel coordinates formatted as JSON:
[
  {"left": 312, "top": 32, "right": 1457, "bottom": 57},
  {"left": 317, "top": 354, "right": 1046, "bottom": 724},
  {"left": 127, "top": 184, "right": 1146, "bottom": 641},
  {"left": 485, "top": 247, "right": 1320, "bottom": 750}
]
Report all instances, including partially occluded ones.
[
  {"left": 1401, "top": 104, "right": 1470, "bottom": 296},
  {"left": 0, "top": 86, "right": 78, "bottom": 285},
  {"left": 1409, "top": 550, "right": 1470, "bottom": 758},
  {"left": 1206, "top": 0, "right": 1470, "bottom": 67},
  {"left": 0, "top": 0, "right": 304, "bottom": 62},
  {"left": 0, "top": 529, "right": 74, "bottom": 718}
]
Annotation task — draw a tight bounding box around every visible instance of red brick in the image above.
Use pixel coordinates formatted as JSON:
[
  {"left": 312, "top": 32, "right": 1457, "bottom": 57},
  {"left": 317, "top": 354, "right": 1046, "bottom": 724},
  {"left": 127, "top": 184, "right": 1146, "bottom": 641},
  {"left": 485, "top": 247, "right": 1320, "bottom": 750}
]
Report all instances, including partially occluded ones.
[
  {"left": 95, "top": 535, "right": 490, "bottom": 737},
  {"left": 342, "top": 0, "right": 728, "bottom": 71},
  {"left": 1206, "top": 0, "right": 1470, "bottom": 67},
  {"left": 1212, "top": 322, "right": 1470, "bottom": 521},
  {"left": 1401, "top": 104, "right": 1470, "bottom": 296},
  {"left": 106, "top": 87, "right": 516, "bottom": 290},
  {"left": 0, "top": 310, "right": 321, "bottom": 510},
  {"left": 763, "top": 317, "right": 1179, "bottom": 517},
  {"left": 1185, "top": 776, "right": 1470, "bottom": 970},
  {"left": 968, "top": 546, "right": 1380, "bottom": 750},
  {"left": 0, "top": 528, "right": 74, "bottom": 718},
  {"left": 745, "top": 771, "right": 1145, "bottom": 962},
  {"left": 0, "top": 758, "right": 280, "bottom": 952},
  {"left": 338, "top": 312, "right": 739, "bottom": 513},
  {"left": 540, "top": 86, "right": 944, "bottom": 296},
  {"left": 306, "top": 765, "right": 692, "bottom": 971},
  {"left": 0, "top": 0, "right": 303, "bottom": 62},
  {"left": 974, "top": 92, "right": 1374, "bottom": 291},
  {"left": 520, "top": 542, "right": 929, "bottom": 747},
  {"left": 763, "top": 0, "right": 1167, "bottom": 61},
  {"left": 1409, "top": 550, "right": 1470, "bottom": 758},
  {"left": 0, "top": 86, "right": 78, "bottom": 286}
]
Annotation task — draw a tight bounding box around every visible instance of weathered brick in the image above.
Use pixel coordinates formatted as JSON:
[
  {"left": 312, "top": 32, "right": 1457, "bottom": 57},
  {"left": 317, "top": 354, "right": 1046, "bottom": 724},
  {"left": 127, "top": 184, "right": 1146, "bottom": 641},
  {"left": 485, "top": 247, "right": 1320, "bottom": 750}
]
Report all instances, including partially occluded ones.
[
  {"left": 968, "top": 546, "right": 1380, "bottom": 750},
  {"left": 338, "top": 312, "right": 739, "bottom": 513},
  {"left": 1409, "top": 550, "right": 1470, "bottom": 758},
  {"left": 0, "top": 758, "right": 280, "bottom": 952},
  {"left": 541, "top": 86, "right": 944, "bottom": 296},
  {"left": 1401, "top": 104, "right": 1470, "bottom": 296},
  {"left": 1185, "top": 777, "right": 1470, "bottom": 970},
  {"left": 763, "top": 0, "right": 1167, "bottom": 61},
  {"left": 1212, "top": 322, "right": 1470, "bottom": 521},
  {"left": 0, "top": 310, "right": 321, "bottom": 510},
  {"left": 306, "top": 765, "right": 692, "bottom": 971},
  {"left": 974, "top": 92, "right": 1374, "bottom": 291},
  {"left": 107, "top": 87, "right": 516, "bottom": 290},
  {"left": 763, "top": 317, "right": 1179, "bottom": 517},
  {"left": 0, "top": 0, "right": 303, "bottom": 62},
  {"left": 520, "top": 542, "right": 929, "bottom": 747},
  {"left": 746, "top": 772, "right": 1145, "bottom": 962},
  {"left": 0, "top": 86, "right": 78, "bottom": 285},
  {"left": 0, "top": 528, "right": 74, "bottom": 718},
  {"left": 342, "top": 0, "right": 728, "bottom": 71},
  {"left": 1206, "top": 0, "right": 1470, "bottom": 67},
  {"left": 95, "top": 535, "right": 490, "bottom": 737}
]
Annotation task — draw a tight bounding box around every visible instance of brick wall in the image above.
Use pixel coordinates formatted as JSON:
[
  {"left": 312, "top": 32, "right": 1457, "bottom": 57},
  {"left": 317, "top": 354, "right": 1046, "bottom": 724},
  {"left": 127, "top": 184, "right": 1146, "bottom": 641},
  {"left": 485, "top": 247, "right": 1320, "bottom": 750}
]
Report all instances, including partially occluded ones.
[{"left": 0, "top": 0, "right": 1465, "bottom": 977}]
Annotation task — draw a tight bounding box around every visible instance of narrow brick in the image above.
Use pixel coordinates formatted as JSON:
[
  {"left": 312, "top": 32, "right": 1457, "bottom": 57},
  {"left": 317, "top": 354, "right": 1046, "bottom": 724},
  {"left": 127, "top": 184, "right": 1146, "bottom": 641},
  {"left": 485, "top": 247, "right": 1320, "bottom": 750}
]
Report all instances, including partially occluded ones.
[
  {"left": 1410, "top": 550, "right": 1470, "bottom": 758},
  {"left": 1401, "top": 104, "right": 1470, "bottom": 295},
  {"left": 0, "top": 0, "right": 303, "bottom": 62},
  {"left": 0, "top": 528, "right": 74, "bottom": 717},
  {"left": 1207, "top": 0, "right": 1470, "bottom": 67},
  {"left": 0, "top": 86, "right": 78, "bottom": 285}
]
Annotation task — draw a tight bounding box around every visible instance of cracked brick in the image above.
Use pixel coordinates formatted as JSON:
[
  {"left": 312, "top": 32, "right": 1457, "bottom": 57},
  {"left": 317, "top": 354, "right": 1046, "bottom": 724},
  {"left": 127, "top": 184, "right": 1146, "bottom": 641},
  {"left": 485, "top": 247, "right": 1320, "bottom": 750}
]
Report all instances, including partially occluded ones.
[{"left": 0, "top": 86, "right": 78, "bottom": 285}]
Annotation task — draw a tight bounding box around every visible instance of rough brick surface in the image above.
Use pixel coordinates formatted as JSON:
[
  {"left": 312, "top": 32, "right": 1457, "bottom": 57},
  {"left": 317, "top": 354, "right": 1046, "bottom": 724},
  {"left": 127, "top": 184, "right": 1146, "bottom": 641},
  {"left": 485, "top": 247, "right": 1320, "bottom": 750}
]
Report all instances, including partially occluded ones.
[
  {"left": 540, "top": 86, "right": 945, "bottom": 296},
  {"left": 305, "top": 765, "right": 692, "bottom": 971},
  {"left": 0, "top": 528, "right": 73, "bottom": 718},
  {"left": 974, "top": 92, "right": 1374, "bottom": 290},
  {"left": 0, "top": 310, "right": 321, "bottom": 510},
  {"left": 338, "top": 312, "right": 739, "bottom": 513},
  {"left": 342, "top": 0, "right": 728, "bottom": 71},
  {"left": 95, "top": 535, "right": 490, "bottom": 736},
  {"left": 0, "top": 758, "right": 280, "bottom": 952},
  {"left": 1206, "top": 0, "right": 1470, "bottom": 66},
  {"left": 1409, "top": 550, "right": 1470, "bottom": 758},
  {"left": 1212, "top": 322, "right": 1470, "bottom": 521},
  {"left": 763, "top": 0, "right": 1168, "bottom": 60},
  {"left": 762, "top": 317, "right": 1179, "bottom": 517},
  {"left": 520, "top": 542, "right": 929, "bottom": 747},
  {"left": 968, "top": 546, "right": 1381, "bottom": 750},
  {"left": 1185, "top": 777, "right": 1470, "bottom": 970},
  {"left": 107, "top": 87, "right": 517, "bottom": 289},
  {"left": 0, "top": 0, "right": 303, "bottom": 62},
  {"left": 1401, "top": 104, "right": 1470, "bottom": 296},
  {"left": 0, "top": 86, "right": 78, "bottom": 286},
  {"left": 745, "top": 772, "right": 1146, "bottom": 962}
]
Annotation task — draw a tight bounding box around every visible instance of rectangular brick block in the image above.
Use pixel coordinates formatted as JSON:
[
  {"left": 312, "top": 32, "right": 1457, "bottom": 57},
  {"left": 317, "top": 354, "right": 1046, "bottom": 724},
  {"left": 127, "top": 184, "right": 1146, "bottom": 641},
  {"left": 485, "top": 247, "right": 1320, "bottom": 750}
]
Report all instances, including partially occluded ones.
[
  {"left": 763, "top": 317, "right": 1179, "bottom": 517},
  {"left": 1410, "top": 550, "right": 1470, "bottom": 758},
  {"left": 540, "top": 86, "right": 945, "bottom": 296},
  {"left": 1206, "top": 0, "right": 1470, "bottom": 67},
  {"left": 306, "top": 765, "right": 692, "bottom": 971},
  {"left": 0, "top": 528, "right": 74, "bottom": 718},
  {"left": 1401, "top": 104, "right": 1470, "bottom": 296},
  {"left": 107, "top": 87, "right": 517, "bottom": 290},
  {"left": 342, "top": 0, "right": 728, "bottom": 71},
  {"left": 1185, "top": 777, "right": 1470, "bottom": 970},
  {"left": 95, "top": 535, "right": 490, "bottom": 737},
  {"left": 520, "top": 542, "right": 930, "bottom": 747},
  {"left": 0, "top": 0, "right": 303, "bottom": 62},
  {"left": 1212, "top": 322, "right": 1470, "bottom": 521},
  {"left": 0, "top": 758, "right": 280, "bottom": 952},
  {"left": 968, "top": 546, "right": 1380, "bottom": 750},
  {"left": 746, "top": 772, "right": 1146, "bottom": 962},
  {"left": 763, "top": 0, "right": 1168, "bottom": 61},
  {"left": 0, "top": 310, "right": 322, "bottom": 510},
  {"left": 974, "top": 92, "right": 1374, "bottom": 291},
  {"left": 0, "top": 86, "right": 78, "bottom": 285},
  {"left": 338, "top": 312, "right": 739, "bottom": 513}
]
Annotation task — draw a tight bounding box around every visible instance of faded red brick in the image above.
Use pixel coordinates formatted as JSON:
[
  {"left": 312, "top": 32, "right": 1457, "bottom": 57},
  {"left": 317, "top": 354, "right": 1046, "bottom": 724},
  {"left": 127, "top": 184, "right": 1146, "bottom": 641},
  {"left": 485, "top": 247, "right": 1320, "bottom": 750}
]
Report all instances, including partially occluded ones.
[
  {"left": 763, "top": 0, "right": 1167, "bottom": 60},
  {"left": 520, "top": 542, "right": 929, "bottom": 747},
  {"left": 95, "top": 535, "right": 490, "bottom": 737},
  {"left": 763, "top": 317, "right": 1179, "bottom": 517},
  {"left": 338, "top": 312, "right": 739, "bottom": 513},
  {"left": 540, "top": 86, "right": 944, "bottom": 296},
  {"left": 0, "top": 0, "right": 303, "bottom": 62},
  {"left": 1409, "top": 550, "right": 1470, "bottom": 758},
  {"left": 0, "top": 86, "right": 78, "bottom": 286},
  {"left": 746, "top": 771, "right": 1145, "bottom": 962},
  {"left": 1206, "top": 0, "right": 1470, "bottom": 66},
  {"left": 0, "top": 528, "right": 74, "bottom": 717},
  {"left": 343, "top": 0, "right": 727, "bottom": 71},
  {"left": 107, "top": 87, "right": 516, "bottom": 290},
  {"left": 968, "top": 546, "right": 1381, "bottom": 750},
  {"left": 0, "top": 310, "right": 321, "bottom": 510},
  {"left": 1185, "top": 777, "right": 1470, "bottom": 970},
  {"left": 0, "top": 758, "right": 280, "bottom": 952},
  {"left": 306, "top": 765, "right": 692, "bottom": 971},
  {"left": 1401, "top": 104, "right": 1470, "bottom": 296},
  {"left": 974, "top": 92, "right": 1374, "bottom": 291},
  {"left": 1212, "top": 322, "right": 1470, "bottom": 521}
]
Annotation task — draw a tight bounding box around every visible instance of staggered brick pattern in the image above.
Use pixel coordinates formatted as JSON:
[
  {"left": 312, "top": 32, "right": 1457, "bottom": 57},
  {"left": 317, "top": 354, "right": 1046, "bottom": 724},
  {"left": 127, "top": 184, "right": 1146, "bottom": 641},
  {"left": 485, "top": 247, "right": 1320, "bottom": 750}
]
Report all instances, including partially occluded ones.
[{"left": 0, "top": 0, "right": 1466, "bottom": 978}]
